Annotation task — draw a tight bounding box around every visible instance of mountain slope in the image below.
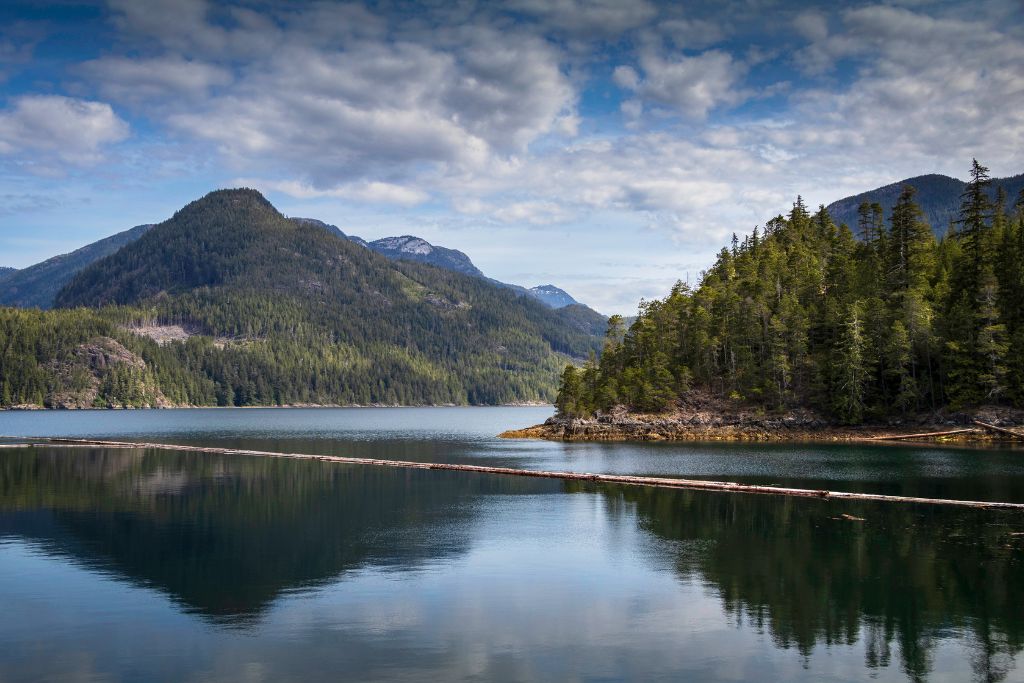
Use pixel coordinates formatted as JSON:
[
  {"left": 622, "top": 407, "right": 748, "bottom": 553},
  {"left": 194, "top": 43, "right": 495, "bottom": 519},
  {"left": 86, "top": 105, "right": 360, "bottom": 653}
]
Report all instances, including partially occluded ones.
[
  {"left": 827, "top": 173, "right": 1024, "bottom": 237},
  {"left": 0, "top": 267, "right": 15, "bottom": 281},
  {"left": 18, "top": 189, "right": 603, "bottom": 408},
  {"left": 0, "top": 223, "right": 153, "bottom": 308}
]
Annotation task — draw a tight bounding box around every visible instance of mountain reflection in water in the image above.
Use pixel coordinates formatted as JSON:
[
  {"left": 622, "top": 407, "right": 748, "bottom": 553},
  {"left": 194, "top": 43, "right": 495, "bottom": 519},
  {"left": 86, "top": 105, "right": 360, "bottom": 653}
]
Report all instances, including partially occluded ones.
[{"left": 0, "top": 445, "right": 1022, "bottom": 682}]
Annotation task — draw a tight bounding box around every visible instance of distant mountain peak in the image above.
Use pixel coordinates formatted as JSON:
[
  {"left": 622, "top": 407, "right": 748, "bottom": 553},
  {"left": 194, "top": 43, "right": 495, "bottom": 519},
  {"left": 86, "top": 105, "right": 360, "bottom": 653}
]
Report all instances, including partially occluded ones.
[
  {"left": 527, "top": 284, "right": 578, "bottom": 309},
  {"left": 366, "top": 235, "right": 483, "bottom": 277},
  {"left": 372, "top": 235, "right": 434, "bottom": 256}
]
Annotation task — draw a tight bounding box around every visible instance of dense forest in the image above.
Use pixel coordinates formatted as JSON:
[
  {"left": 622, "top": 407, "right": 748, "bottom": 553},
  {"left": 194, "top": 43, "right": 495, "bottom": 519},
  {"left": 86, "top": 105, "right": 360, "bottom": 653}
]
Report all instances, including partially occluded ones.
[
  {"left": 557, "top": 160, "right": 1024, "bottom": 423},
  {"left": 0, "top": 189, "right": 601, "bottom": 408}
]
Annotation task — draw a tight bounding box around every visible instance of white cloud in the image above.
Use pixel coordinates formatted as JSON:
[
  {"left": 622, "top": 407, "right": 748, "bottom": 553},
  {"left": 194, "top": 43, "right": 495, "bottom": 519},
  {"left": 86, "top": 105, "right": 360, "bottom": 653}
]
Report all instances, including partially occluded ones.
[
  {"left": 508, "top": 0, "right": 658, "bottom": 36},
  {"left": 658, "top": 18, "right": 724, "bottom": 50},
  {"left": 79, "top": 56, "right": 231, "bottom": 103},
  {"left": 614, "top": 49, "right": 748, "bottom": 120},
  {"left": 0, "top": 95, "right": 129, "bottom": 166},
  {"left": 492, "top": 200, "right": 574, "bottom": 225},
  {"left": 240, "top": 178, "right": 430, "bottom": 206},
  {"left": 779, "top": 4, "right": 1024, "bottom": 172},
  {"left": 792, "top": 10, "right": 828, "bottom": 42},
  {"left": 102, "top": 4, "right": 577, "bottom": 190}
]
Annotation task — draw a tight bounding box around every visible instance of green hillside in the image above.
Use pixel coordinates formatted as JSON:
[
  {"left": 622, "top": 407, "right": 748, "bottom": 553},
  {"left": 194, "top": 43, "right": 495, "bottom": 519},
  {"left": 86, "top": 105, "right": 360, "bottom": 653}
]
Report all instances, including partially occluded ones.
[{"left": 1, "top": 189, "right": 601, "bottom": 408}]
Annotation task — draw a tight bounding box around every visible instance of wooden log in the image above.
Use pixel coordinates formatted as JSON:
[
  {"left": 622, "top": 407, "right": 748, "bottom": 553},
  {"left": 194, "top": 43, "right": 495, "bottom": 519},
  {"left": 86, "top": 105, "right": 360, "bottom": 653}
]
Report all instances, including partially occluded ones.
[
  {"left": 865, "top": 428, "right": 980, "bottom": 441},
  {"left": 972, "top": 420, "right": 1024, "bottom": 440},
  {"left": 6, "top": 435, "right": 1024, "bottom": 511}
]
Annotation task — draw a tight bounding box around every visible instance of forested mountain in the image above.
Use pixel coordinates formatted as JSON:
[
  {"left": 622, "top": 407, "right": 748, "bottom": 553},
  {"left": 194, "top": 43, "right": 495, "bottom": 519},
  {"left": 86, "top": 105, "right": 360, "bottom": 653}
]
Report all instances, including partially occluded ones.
[
  {"left": 0, "top": 189, "right": 602, "bottom": 409},
  {"left": 0, "top": 224, "right": 153, "bottom": 308},
  {"left": 558, "top": 160, "right": 1024, "bottom": 423},
  {"left": 0, "top": 212, "right": 593, "bottom": 312},
  {"left": 827, "top": 173, "right": 1024, "bottom": 239}
]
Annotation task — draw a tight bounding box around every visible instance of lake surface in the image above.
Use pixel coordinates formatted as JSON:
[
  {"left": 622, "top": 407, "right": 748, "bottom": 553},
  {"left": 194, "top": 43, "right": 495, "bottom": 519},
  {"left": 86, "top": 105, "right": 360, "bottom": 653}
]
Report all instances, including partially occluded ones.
[{"left": 1, "top": 407, "right": 1023, "bottom": 682}]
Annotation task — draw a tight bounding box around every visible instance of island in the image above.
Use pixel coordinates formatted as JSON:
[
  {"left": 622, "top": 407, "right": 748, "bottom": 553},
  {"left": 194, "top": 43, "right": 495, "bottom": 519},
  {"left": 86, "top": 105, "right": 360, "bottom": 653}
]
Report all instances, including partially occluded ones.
[{"left": 505, "top": 161, "right": 1024, "bottom": 445}]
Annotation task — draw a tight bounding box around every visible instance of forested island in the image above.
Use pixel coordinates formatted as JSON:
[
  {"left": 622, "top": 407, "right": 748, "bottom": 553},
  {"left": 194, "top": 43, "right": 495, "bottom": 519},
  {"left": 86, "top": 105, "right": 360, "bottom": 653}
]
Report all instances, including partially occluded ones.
[{"left": 508, "top": 161, "right": 1024, "bottom": 441}]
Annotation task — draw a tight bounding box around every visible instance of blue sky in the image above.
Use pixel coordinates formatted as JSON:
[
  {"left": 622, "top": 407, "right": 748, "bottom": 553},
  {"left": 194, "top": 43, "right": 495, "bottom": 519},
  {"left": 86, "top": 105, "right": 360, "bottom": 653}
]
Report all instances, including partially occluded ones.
[{"left": 1, "top": 0, "right": 1022, "bottom": 314}]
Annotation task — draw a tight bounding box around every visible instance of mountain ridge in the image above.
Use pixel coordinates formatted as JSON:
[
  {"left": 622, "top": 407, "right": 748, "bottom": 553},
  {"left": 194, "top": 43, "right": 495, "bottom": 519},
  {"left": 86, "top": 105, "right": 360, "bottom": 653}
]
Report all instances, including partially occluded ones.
[
  {"left": 0, "top": 210, "right": 592, "bottom": 313},
  {"left": 826, "top": 172, "right": 1024, "bottom": 236},
  {"left": 0, "top": 224, "right": 154, "bottom": 308}
]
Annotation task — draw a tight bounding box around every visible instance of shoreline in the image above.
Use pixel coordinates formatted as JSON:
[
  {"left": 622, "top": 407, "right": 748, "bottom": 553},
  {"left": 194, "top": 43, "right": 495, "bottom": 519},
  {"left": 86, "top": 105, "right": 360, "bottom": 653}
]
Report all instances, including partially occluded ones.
[
  {"left": 500, "top": 410, "right": 1024, "bottom": 445},
  {"left": 1, "top": 402, "right": 554, "bottom": 412}
]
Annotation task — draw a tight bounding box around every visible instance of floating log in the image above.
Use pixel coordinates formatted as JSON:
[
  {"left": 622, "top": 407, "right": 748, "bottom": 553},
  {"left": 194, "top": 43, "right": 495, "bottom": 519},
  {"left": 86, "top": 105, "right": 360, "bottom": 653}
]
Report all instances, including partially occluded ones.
[
  {"left": 865, "top": 428, "right": 980, "bottom": 442},
  {"left": 5, "top": 436, "right": 1024, "bottom": 511},
  {"left": 972, "top": 420, "right": 1024, "bottom": 440}
]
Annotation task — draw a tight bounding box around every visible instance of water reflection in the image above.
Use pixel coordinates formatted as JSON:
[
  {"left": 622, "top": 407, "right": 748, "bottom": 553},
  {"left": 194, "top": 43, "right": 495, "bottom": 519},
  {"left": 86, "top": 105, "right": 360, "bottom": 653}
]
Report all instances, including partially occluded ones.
[
  {"left": 578, "top": 481, "right": 1024, "bottom": 682},
  {"left": 0, "top": 445, "right": 1022, "bottom": 682},
  {"left": 0, "top": 447, "right": 557, "bottom": 623}
]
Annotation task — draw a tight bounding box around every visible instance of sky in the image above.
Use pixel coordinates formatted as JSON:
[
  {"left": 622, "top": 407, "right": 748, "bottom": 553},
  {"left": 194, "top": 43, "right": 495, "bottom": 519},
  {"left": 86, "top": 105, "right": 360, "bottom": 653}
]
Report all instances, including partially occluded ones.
[{"left": 0, "top": 0, "right": 1022, "bottom": 314}]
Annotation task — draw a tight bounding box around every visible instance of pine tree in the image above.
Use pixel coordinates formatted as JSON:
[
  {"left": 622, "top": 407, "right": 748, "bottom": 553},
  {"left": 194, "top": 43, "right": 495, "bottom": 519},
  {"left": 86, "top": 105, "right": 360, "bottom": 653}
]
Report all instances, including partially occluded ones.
[
  {"left": 956, "top": 158, "right": 993, "bottom": 284},
  {"left": 832, "top": 302, "right": 869, "bottom": 423}
]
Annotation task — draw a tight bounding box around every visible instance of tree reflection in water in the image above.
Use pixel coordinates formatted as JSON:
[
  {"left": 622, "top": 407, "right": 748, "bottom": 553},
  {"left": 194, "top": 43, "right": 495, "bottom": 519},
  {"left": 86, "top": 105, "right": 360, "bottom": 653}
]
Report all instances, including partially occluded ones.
[
  {"left": 1, "top": 446, "right": 1022, "bottom": 682},
  {"left": 577, "top": 481, "right": 1024, "bottom": 683}
]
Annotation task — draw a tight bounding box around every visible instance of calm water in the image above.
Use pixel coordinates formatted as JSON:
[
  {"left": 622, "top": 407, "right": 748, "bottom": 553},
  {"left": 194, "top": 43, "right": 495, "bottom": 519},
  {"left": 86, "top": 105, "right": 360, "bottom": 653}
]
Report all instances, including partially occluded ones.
[{"left": 1, "top": 407, "right": 1023, "bottom": 682}]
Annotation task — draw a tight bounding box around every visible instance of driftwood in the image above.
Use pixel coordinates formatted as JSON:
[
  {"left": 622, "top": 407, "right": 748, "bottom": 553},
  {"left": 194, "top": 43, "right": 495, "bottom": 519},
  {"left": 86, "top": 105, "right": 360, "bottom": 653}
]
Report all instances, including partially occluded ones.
[
  {"left": 865, "top": 428, "right": 980, "bottom": 442},
  {"left": 973, "top": 420, "right": 1024, "bottom": 440},
  {"left": 4, "top": 435, "right": 1023, "bottom": 511}
]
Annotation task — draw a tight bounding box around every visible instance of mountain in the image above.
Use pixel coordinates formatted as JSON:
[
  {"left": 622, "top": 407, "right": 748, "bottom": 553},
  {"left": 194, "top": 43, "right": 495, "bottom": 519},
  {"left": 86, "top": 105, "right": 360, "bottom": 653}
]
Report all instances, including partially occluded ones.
[
  {"left": 1, "top": 210, "right": 594, "bottom": 313},
  {"left": 292, "top": 219, "right": 587, "bottom": 310},
  {"left": 827, "top": 173, "right": 1024, "bottom": 237},
  {"left": 0, "top": 189, "right": 603, "bottom": 409},
  {"left": 527, "top": 284, "right": 577, "bottom": 308},
  {"left": 0, "top": 223, "right": 153, "bottom": 308},
  {"left": 366, "top": 235, "right": 485, "bottom": 278}
]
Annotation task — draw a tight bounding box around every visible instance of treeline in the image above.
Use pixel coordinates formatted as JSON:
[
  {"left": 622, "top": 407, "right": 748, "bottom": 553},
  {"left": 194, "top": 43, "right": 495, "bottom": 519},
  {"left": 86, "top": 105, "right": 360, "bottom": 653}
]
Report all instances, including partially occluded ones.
[
  {"left": 0, "top": 300, "right": 575, "bottom": 408},
  {"left": 558, "top": 160, "right": 1024, "bottom": 422}
]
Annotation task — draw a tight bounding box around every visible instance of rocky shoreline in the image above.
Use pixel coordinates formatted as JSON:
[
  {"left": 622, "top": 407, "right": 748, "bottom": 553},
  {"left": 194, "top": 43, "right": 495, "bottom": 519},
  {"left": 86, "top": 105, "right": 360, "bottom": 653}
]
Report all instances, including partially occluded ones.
[{"left": 500, "top": 405, "right": 1024, "bottom": 444}]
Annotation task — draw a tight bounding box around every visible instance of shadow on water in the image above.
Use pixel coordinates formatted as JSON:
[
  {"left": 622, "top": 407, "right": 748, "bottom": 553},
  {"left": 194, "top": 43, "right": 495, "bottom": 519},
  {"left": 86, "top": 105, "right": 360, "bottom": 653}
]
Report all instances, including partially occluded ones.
[{"left": 573, "top": 480, "right": 1024, "bottom": 683}]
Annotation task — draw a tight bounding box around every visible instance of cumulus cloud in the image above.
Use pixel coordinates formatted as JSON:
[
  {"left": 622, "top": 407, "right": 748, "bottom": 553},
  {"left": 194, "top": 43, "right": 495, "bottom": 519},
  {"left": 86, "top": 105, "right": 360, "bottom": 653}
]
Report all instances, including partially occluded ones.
[
  {"left": 79, "top": 56, "right": 232, "bottom": 103},
  {"left": 781, "top": 4, "right": 1024, "bottom": 172},
  {"left": 614, "top": 48, "right": 748, "bottom": 120},
  {"left": 792, "top": 10, "right": 828, "bottom": 42},
  {"left": 0, "top": 95, "right": 129, "bottom": 166},
  {"left": 508, "top": 0, "right": 658, "bottom": 36},
  {"left": 98, "top": 1, "right": 577, "bottom": 190}
]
